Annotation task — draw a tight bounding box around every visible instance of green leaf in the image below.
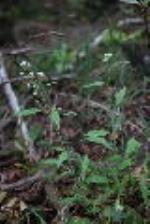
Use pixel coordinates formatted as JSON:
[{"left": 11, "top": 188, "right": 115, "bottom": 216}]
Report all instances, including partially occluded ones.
[
  {"left": 57, "top": 151, "right": 69, "bottom": 167},
  {"left": 32, "top": 210, "right": 47, "bottom": 224},
  {"left": 30, "top": 124, "right": 43, "bottom": 141},
  {"left": 103, "top": 30, "right": 129, "bottom": 45},
  {"left": 53, "top": 146, "right": 66, "bottom": 152},
  {"left": 94, "top": 138, "right": 113, "bottom": 150},
  {"left": 140, "top": 176, "right": 150, "bottom": 205},
  {"left": 125, "top": 206, "right": 144, "bottom": 224},
  {"left": 82, "top": 81, "right": 104, "bottom": 89},
  {"left": 84, "top": 130, "right": 113, "bottom": 150},
  {"left": 67, "top": 217, "right": 91, "bottom": 224},
  {"left": 125, "top": 138, "right": 141, "bottom": 156},
  {"left": 115, "top": 87, "right": 127, "bottom": 106},
  {"left": 85, "top": 129, "right": 109, "bottom": 138},
  {"left": 50, "top": 106, "right": 61, "bottom": 131},
  {"left": 16, "top": 107, "right": 41, "bottom": 117},
  {"left": 119, "top": 158, "right": 133, "bottom": 170},
  {"left": 80, "top": 155, "right": 90, "bottom": 180},
  {"left": 40, "top": 151, "right": 68, "bottom": 168},
  {"left": 86, "top": 175, "right": 109, "bottom": 185},
  {"left": 40, "top": 158, "right": 58, "bottom": 167}
]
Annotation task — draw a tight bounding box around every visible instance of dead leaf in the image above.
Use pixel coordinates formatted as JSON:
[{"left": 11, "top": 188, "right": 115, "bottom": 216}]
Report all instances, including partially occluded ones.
[
  {"left": 20, "top": 200, "right": 27, "bottom": 211},
  {"left": 4, "top": 197, "right": 18, "bottom": 208},
  {"left": 0, "top": 191, "right": 7, "bottom": 203},
  {"left": 109, "top": 132, "right": 119, "bottom": 141}
]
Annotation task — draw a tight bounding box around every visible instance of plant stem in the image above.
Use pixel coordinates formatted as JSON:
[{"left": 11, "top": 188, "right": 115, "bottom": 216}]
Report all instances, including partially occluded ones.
[{"left": 143, "top": 8, "right": 150, "bottom": 47}]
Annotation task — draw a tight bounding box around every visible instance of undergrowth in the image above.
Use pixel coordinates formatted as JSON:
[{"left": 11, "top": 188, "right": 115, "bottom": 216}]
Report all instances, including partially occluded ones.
[{"left": 0, "top": 2, "right": 150, "bottom": 223}]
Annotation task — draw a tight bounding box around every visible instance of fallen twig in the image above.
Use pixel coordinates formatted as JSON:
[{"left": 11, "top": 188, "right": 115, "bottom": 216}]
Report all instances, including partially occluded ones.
[
  {"left": 117, "top": 17, "right": 144, "bottom": 27},
  {"left": 0, "top": 171, "right": 43, "bottom": 191},
  {"left": 90, "top": 29, "right": 109, "bottom": 49},
  {"left": 29, "top": 30, "right": 65, "bottom": 40},
  {"left": 3, "top": 47, "right": 33, "bottom": 55}
]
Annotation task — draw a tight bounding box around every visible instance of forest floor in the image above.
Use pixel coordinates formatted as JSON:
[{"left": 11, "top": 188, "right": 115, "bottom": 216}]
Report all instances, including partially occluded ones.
[{"left": 0, "top": 4, "right": 150, "bottom": 224}]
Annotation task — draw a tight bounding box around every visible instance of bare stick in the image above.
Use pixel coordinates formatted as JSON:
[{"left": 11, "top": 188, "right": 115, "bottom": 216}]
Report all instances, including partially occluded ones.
[
  {"left": 0, "top": 171, "right": 43, "bottom": 191},
  {"left": 0, "top": 52, "right": 37, "bottom": 161},
  {"left": 117, "top": 17, "right": 144, "bottom": 27},
  {"left": 1, "top": 47, "right": 34, "bottom": 56},
  {"left": 0, "top": 72, "right": 77, "bottom": 86}
]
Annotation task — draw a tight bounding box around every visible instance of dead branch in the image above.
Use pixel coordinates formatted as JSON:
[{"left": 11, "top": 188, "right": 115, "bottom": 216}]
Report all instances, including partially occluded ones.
[
  {"left": 3, "top": 47, "right": 33, "bottom": 55},
  {"left": 90, "top": 29, "right": 109, "bottom": 49},
  {"left": 0, "top": 169, "right": 71, "bottom": 191},
  {"left": 0, "top": 171, "right": 43, "bottom": 191},
  {"left": 0, "top": 52, "right": 37, "bottom": 161},
  {"left": 0, "top": 75, "right": 47, "bottom": 86},
  {"left": 117, "top": 17, "right": 144, "bottom": 27},
  {"left": 0, "top": 73, "right": 77, "bottom": 86},
  {"left": 29, "top": 30, "right": 65, "bottom": 40}
]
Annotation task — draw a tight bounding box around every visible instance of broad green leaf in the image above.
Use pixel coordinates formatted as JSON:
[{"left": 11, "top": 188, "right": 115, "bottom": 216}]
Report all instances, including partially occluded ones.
[
  {"left": 86, "top": 175, "right": 109, "bottom": 184},
  {"left": 50, "top": 106, "right": 60, "bottom": 131},
  {"left": 57, "top": 151, "right": 69, "bottom": 167},
  {"left": 30, "top": 124, "right": 43, "bottom": 141},
  {"left": 80, "top": 155, "right": 90, "bottom": 180},
  {"left": 85, "top": 129, "right": 109, "bottom": 138},
  {"left": 84, "top": 130, "right": 113, "bottom": 150},
  {"left": 93, "top": 137, "right": 113, "bottom": 150},
  {"left": 16, "top": 107, "right": 41, "bottom": 117},
  {"left": 53, "top": 146, "right": 66, "bottom": 152},
  {"left": 41, "top": 158, "right": 58, "bottom": 167},
  {"left": 140, "top": 176, "right": 150, "bottom": 205},
  {"left": 115, "top": 87, "right": 127, "bottom": 106},
  {"left": 119, "top": 158, "right": 133, "bottom": 170},
  {"left": 125, "top": 138, "right": 141, "bottom": 156}
]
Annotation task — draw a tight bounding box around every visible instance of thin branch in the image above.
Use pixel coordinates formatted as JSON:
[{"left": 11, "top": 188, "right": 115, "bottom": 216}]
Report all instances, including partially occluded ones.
[
  {"left": 0, "top": 75, "right": 47, "bottom": 86},
  {"left": 0, "top": 171, "right": 43, "bottom": 191},
  {"left": 0, "top": 52, "right": 37, "bottom": 161},
  {"left": 0, "top": 169, "right": 72, "bottom": 191},
  {"left": 0, "top": 73, "right": 77, "bottom": 86},
  {"left": 29, "top": 30, "right": 65, "bottom": 40},
  {"left": 3, "top": 47, "right": 33, "bottom": 55},
  {"left": 117, "top": 17, "right": 144, "bottom": 27}
]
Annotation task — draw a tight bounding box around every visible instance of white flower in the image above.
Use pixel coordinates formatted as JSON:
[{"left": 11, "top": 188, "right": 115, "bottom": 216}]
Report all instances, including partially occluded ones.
[
  {"left": 20, "top": 60, "right": 31, "bottom": 68},
  {"left": 102, "top": 53, "right": 113, "bottom": 62},
  {"left": 37, "top": 72, "right": 45, "bottom": 77},
  {"left": 19, "top": 72, "right": 25, "bottom": 76}
]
